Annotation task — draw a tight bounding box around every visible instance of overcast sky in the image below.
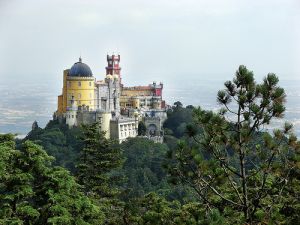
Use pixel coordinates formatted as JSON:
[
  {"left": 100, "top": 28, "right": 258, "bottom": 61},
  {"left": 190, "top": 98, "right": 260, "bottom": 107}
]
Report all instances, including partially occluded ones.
[{"left": 0, "top": 0, "right": 299, "bottom": 87}]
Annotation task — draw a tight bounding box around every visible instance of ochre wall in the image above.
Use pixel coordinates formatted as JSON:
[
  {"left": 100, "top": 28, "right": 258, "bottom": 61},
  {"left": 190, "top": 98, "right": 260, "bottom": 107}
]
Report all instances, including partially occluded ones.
[
  {"left": 57, "top": 69, "right": 95, "bottom": 113},
  {"left": 57, "top": 95, "right": 63, "bottom": 114},
  {"left": 121, "top": 88, "right": 153, "bottom": 97},
  {"left": 66, "top": 77, "right": 95, "bottom": 110}
]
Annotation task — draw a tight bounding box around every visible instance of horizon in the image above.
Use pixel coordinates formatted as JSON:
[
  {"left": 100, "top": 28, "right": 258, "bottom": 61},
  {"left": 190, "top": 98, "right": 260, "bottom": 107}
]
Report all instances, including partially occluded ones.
[
  {"left": 0, "top": 0, "right": 299, "bottom": 135},
  {"left": 1, "top": 0, "right": 299, "bottom": 83}
]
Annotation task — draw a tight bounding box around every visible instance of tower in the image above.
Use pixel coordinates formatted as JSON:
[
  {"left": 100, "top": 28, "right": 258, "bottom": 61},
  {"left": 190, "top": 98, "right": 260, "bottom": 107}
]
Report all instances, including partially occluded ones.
[
  {"left": 106, "top": 54, "right": 122, "bottom": 84},
  {"left": 66, "top": 97, "right": 78, "bottom": 127},
  {"left": 57, "top": 57, "right": 95, "bottom": 114},
  {"left": 105, "top": 74, "right": 121, "bottom": 116}
]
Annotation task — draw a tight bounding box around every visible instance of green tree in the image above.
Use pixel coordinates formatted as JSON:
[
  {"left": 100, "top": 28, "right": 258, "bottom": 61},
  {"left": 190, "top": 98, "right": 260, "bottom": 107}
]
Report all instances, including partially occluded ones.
[
  {"left": 0, "top": 134, "right": 103, "bottom": 224},
  {"left": 173, "top": 101, "right": 183, "bottom": 108},
  {"left": 76, "top": 123, "right": 125, "bottom": 224},
  {"left": 23, "top": 119, "right": 83, "bottom": 173},
  {"left": 164, "top": 104, "right": 194, "bottom": 138},
  {"left": 124, "top": 192, "right": 180, "bottom": 225},
  {"left": 118, "top": 138, "right": 169, "bottom": 200},
  {"left": 124, "top": 193, "right": 225, "bottom": 225},
  {"left": 166, "top": 66, "right": 300, "bottom": 223},
  {"left": 138, "top": 121, "right": 147, "bottom": 136},
  {"left": 77, "top": 122, "right": 123, "bottom": 198}
]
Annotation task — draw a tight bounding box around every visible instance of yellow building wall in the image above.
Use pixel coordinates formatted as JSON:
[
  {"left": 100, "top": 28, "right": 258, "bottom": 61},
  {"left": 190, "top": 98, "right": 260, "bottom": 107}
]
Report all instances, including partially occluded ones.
[
  {"left": 121, "top": 88, "right": 153, "bottom": 97},
  {"left": 132, "top": 98, "right": 140, "bottom": 108},
  {"left": 120, "top": 97, "right": 143, "bottom": 108},
  {"left": 57, "top": 95, "right": 63, "bottom": 114},
  {"left": 120, "top": 96, "right": 133, "bottom": 108},
  {"left": 57, "top": 68, "right": 95, "bottom": 113},
  {"left": 120, "top": 88, "right": 153, "bottom": 108},
  {"left": 62, "top": 70, "right": 69, "bottom": 113},
  {"left": 66, "top": 77, "right": 95, "bottom": 110}
]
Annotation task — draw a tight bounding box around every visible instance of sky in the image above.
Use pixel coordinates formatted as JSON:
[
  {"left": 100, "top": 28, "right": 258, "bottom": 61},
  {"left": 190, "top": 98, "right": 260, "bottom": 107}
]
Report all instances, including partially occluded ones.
[
  {"left": 0, "top": 0, "right": 300, "bottom": 135},
  {"left": 0, "top": 0, "right": 299, "bottom": 87}
]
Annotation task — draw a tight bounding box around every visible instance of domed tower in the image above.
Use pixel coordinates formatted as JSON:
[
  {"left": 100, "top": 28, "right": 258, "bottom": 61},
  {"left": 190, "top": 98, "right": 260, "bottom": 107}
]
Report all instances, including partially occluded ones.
[{"left": 57, "top": 57, "right": 95, "bottom": 114}]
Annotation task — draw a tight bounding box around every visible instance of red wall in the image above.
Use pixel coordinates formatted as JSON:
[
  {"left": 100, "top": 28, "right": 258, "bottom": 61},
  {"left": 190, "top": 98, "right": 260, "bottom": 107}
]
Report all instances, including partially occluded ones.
[{"left": 154, "top": 88, "right": 162, "bottom": 96}]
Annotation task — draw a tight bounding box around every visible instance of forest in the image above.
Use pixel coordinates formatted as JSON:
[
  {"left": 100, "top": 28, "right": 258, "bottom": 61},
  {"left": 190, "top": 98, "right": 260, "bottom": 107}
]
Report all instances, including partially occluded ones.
[{"left": 1, "top": 66, "right": 299, "bottom": 224}]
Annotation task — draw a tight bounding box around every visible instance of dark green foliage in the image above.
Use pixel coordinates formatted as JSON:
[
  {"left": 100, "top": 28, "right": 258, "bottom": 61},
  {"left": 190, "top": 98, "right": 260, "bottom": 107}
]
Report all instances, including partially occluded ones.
[
  {"left": 165, "top": 65, "right": 300, "bottom": 224},
  {"left": 124, "top": 193, "right": 226, "bottom": 225},
  {"left": 119, "top": 137, "right": 197, "bottom": 204},
  {"left": 118, "top": 138, "right": 169, "bottom": 199},
  {"left": 173, "top": 101, "right": 183, "bottom": 108},
  {"left": 23, "top": 120, "right": 83, "bottom": 173},
  {"left": 77, "top": 122, "right": 123, "bottom": 198},
  {"left": 2, "top": 65, "right": 299, "bottom": 224},
  {"left": 138, "top": 121, "right": 147, "bottom": 136},
  {"left": 0, "top": 134, "right": 103, "bottom": 224},
  {"left": 163, "top": 103, "right": 194, "bottom": 138},
  {"left": 75, "top": 123, "right": 125, "bottom": 224}
]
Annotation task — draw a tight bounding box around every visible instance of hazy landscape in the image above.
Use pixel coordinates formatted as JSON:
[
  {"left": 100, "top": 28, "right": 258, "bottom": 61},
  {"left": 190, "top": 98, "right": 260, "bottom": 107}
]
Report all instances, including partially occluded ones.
[
  {"left": 1, "top": 1, "right": 299, "bottom": 224},
  {"left": 1, "top": 77, "right": 299, "bottom": 137}
]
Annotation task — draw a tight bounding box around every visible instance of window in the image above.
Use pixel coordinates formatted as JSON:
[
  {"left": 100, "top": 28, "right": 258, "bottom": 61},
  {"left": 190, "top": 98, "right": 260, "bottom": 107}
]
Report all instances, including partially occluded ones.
[
  {"left": 90, "top": 93, "right": 92, "bottom": 98},
  {"left": 78, "top": 81, "right": 81, "bottom": 87},
  {"left": 72, "top": 115, "right": 74, "bottom": 118},
  {"left": 89, "top": 82, "right": 92, "bottom": 86},
  {"left": 67, "top": 81, "right": 71, "bottom": 88},
  {"left": 78, "top": 93, "right": 81, "bottom": 99}
]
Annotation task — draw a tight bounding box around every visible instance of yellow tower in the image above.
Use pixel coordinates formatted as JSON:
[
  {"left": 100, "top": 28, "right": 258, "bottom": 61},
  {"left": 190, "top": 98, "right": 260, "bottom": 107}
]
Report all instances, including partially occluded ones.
[{"left": 57, "top": 57, "right": 95, "bottom": 114}]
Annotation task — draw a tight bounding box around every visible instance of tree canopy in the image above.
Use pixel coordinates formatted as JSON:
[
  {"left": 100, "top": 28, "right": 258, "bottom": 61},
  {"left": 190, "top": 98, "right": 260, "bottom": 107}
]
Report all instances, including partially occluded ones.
[
  {"left": 2, "top": 65, "right": 299, "bottom": 224},
  {"left": 0, "top": 134, "right": 103, "bottom": 224},
  {"left": 165, "top": 66, "right": 300, "bottom": 224}
]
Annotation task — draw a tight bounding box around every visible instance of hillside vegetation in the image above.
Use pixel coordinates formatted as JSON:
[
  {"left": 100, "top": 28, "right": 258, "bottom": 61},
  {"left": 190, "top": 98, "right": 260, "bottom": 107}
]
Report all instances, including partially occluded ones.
[{"left": 2, "top": 66, "right": 300, "bottom": 224}]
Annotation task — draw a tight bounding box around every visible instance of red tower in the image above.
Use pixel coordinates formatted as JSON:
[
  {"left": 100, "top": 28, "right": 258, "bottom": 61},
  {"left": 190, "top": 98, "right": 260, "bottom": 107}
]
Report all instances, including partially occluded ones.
[{"left": 106, "top": 54, "right": 121, "bottom": 82}]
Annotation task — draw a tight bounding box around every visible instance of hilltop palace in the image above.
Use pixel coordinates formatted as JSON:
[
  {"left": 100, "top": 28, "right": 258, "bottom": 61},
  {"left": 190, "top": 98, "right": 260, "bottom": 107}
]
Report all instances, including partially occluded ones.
[{"left": 54, "top": 55, "right": 167, "bottom": 143}]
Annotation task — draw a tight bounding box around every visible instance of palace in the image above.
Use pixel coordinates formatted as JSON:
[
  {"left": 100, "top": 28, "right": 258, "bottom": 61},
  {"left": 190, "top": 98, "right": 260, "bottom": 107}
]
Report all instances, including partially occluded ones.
[{"left": 54, "top": 54, "right": 167, "bottom": 143}]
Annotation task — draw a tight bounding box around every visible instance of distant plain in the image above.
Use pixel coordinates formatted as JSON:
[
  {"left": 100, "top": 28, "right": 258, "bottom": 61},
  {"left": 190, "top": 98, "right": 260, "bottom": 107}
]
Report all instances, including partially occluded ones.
[{"left": 1, "top": 77, "right": 299, "bottom": 137}]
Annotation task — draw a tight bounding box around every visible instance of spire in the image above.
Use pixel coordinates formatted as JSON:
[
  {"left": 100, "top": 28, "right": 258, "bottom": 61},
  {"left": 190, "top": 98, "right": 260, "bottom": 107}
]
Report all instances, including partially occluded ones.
[{"left": 79, "top": 56, "right": 82, "bottom": 62}]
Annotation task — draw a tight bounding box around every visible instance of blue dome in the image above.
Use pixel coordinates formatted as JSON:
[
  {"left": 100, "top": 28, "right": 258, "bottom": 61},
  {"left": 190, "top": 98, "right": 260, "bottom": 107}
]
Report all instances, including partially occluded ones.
[{"left": 69, "top": 58, "right": 93, "bottom": 77}]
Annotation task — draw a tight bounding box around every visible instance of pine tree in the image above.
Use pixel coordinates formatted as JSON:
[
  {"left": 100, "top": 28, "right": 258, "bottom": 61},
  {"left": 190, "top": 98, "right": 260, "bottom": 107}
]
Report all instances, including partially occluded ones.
[
  {"left": 77, "top": 122, "right": 123, "bottom": 198},
  {"left": 138, "top": 121, "right": 147, "bottom": 136},
  {"left": 0, "top": 134, "right": 103, "bottom": 224},
  {"left": 166, "top": 66, "right": 300, "bottom": 223}
]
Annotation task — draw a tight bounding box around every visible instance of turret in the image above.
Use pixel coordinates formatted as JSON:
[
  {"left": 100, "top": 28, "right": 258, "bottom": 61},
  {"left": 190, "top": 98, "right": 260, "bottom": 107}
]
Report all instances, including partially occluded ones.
[
  {"left": 105, "top": 73, "right": 120, "bottom": 115},
  {"left": 106, "top": 54, "right": 122, "bottom": 84},
  {"left": 66, "top": 96, "right": 78, "bottom": 127}
]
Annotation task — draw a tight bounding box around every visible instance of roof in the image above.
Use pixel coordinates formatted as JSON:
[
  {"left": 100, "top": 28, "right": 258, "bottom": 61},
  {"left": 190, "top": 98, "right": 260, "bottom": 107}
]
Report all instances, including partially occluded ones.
[{"left": 69, "top": 57, "right": 93, "bottom": 77}]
